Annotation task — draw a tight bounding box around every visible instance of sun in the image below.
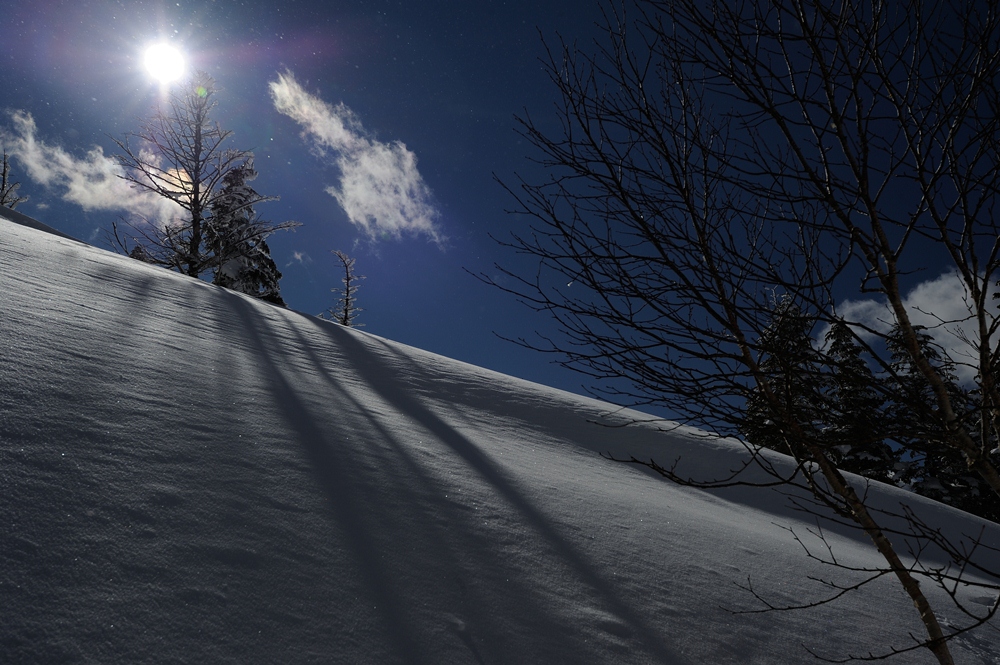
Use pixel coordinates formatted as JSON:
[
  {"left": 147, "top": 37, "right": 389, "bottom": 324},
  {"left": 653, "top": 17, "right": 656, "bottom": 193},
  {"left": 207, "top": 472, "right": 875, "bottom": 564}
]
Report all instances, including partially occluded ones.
[{"left": 144, "top": 43, "right": 186, "bottom": 84}]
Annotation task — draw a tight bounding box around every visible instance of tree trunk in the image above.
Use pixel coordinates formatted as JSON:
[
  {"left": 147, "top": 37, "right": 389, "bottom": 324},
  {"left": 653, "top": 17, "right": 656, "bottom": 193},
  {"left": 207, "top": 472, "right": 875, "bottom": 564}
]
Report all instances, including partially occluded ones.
[{"left": 811, "top": 448, "right": 955, "bottom": 665}]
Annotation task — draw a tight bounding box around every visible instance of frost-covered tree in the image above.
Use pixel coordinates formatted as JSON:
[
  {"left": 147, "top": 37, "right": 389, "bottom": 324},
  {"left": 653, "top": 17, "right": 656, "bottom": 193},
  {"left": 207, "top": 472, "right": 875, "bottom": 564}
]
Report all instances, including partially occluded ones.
[
  {"left": 111, "top": 73, "right": 297, "bottom": 282},
  {"left": 0, "top": 150, "right": 27, "bottom": 210},
  {"left": 322, "top": 250, "right": 364, "bottom": 327},
  {"left": 207, "top": 159, "right": 286, "bottom": 305}
]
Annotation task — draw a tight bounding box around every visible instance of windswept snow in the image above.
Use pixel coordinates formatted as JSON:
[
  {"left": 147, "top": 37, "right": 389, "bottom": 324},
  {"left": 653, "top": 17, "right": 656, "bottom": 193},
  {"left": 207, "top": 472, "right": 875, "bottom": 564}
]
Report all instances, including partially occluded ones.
[{"left": 1, "top": 213, "right": 998, "bottom": 663}]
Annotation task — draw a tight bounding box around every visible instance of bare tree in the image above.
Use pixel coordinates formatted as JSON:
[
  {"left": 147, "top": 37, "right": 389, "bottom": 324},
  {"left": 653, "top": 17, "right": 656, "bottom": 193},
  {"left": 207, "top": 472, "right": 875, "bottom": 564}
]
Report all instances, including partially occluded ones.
[
  {"left": 322, "top": 250, "right": 364, "bottom": 327},
  {"left": 484, "top": 0, "right": 1000, "bottom": 661},
  {"left": 0, "top": 150, "right": 27, "bottom": 209},
  {"left": 111, "top": 73, "right": 297, "bottom": 286}
]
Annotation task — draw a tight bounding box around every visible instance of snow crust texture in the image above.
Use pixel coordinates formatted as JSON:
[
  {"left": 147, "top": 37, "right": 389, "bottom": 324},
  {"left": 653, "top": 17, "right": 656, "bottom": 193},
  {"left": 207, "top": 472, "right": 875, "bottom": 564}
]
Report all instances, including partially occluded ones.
[{"left": 1, "top": 215, "right": 998, "bottom": 663}]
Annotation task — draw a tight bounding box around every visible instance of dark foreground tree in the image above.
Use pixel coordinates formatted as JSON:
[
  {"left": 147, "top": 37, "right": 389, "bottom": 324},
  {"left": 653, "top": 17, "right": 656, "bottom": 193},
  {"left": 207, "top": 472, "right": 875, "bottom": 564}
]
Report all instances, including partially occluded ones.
[
  {"left": 207, "top": 159, "right": 286, "bottom": 305},
  {"left": 739, "top": 296, "right": 827, "bottom": 458},
  {"left": 321, "top": 250, "right": 364, "bottom": 327},
  {"left": 0, "top": 150, "right": 27, "bottom": 209},
  {"left": 883, "top": 326, "right": 1000, "bottom": 522},
  {"left": 820, "top": 321, "right": 895, "bottom": 483},
  {"left": 742, "top": 310, "right": 1000, "bottom": 510},
  {"left": 111, "top": 73, "right": 297, "bottom": 302},
  {"left": 484, "top": 0, "right": 1000, "bottom": 661}
]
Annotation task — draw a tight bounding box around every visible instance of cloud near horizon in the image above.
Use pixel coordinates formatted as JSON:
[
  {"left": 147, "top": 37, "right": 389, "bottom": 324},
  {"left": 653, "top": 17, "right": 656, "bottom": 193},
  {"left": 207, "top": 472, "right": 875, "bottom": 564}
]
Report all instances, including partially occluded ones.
[
  {"left": 268, "top": 71, "right": 443, "bottom": 244},
  {"left": 836, "top": 270, "right": 999, "bottom": 383},
  {"left": 1, "top": 111, "right": 182, "bottom": 226}
]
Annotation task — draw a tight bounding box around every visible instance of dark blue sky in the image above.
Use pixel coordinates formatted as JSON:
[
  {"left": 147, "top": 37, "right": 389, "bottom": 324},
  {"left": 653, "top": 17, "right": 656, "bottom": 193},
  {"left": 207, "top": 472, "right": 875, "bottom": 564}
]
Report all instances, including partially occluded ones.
[{"left": 0, "top": 0, "right": 609, "bottom": 398}]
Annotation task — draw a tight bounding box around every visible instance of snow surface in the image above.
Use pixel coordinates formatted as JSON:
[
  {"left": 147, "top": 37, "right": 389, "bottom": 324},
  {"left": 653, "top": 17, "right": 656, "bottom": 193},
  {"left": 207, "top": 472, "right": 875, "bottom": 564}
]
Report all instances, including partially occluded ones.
[{"left": 1, "top": 213, "right": 998, "bottom": 664}]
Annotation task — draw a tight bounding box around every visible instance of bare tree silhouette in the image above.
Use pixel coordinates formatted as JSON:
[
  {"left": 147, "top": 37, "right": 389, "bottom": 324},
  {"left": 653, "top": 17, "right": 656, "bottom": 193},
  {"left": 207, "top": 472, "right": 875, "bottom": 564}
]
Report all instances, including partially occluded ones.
[{"left": 483, "top": 1, "right": 1000, "bottom": 661}]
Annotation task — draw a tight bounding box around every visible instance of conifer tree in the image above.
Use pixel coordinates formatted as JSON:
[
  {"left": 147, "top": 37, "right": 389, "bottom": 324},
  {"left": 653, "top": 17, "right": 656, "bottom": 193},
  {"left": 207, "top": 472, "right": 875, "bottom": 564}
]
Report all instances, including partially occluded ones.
[
  {"left": 112, "top": 73, "right": 297, "bottom": 285},
  {"left": 744, "top": 309, "right": 898, "bottom": 485},
  {"left": 823, "top": 321, "right": 896, "bottom": 483},
  {"left": 207, "top": 159, "right": 286, "bottom": 305},
  {"left": 745, "top": 309, "right": 1000, "bottom": 521},
  {"left": 886, "top": 326, "right": 1000, "bottom": 521},
  {"left": 497, "top": 0, "right": 1000, "bottom": 657},
  {"left": 741, "top": 297, "right": 825, "bottom": 456}
]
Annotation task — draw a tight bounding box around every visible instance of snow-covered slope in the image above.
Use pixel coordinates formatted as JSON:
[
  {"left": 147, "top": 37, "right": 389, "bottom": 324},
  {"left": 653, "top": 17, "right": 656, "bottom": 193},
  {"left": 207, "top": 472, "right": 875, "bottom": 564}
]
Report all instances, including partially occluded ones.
[{"left": 1, "top": 214, "right": 998, "bottom": 664}]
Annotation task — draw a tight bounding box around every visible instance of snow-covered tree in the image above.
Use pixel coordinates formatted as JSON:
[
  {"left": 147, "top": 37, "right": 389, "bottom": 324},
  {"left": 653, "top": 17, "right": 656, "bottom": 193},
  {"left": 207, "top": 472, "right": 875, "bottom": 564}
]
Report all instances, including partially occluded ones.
[
  {"left": 322, "top": 250, "right": 364, "bottom": 327},
  {"left": 112, "top": 73, "right": 297, "bottom": 284},
  {"left": 0, "top": 150, "right": 27, "bottom": 210},
  {"left": 207, "top": 159, "right": 286, "bottom": 306}
]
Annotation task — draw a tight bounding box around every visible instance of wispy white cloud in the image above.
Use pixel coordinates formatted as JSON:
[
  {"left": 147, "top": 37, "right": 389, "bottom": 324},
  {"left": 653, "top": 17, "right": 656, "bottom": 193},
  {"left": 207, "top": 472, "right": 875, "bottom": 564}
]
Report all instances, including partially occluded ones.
[
  {"left": 285, "top": 250, "right": 312, "bottom": 268},
  {"left": 269, "top": 71, "right": 443, "bottom": 244},
  {"left": 836, "top": 271, "right": 999, "bottom": 382},
  {"left": 1, "top": 111, "right": 182, "bottom": 226}
]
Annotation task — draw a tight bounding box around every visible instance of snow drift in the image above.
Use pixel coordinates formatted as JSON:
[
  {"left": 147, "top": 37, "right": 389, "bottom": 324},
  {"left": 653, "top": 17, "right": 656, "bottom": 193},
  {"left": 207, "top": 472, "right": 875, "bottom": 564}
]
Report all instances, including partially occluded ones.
[{"left": 1, "top": 211, "right": 998, "bottom": 663}]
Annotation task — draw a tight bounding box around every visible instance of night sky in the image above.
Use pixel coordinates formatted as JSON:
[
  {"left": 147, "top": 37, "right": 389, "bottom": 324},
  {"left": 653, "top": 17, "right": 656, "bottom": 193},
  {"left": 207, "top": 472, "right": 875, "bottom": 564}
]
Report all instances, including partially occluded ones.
[{"left": 0, "top": 0, "right": 609, "bottom": 398}]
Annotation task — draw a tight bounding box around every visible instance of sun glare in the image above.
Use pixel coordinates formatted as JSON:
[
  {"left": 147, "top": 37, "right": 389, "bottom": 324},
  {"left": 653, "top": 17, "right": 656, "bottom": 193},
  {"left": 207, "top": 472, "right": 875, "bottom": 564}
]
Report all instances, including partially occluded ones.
[{"left": 144, "top": 44, "right": 186, "bottom": 84}]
